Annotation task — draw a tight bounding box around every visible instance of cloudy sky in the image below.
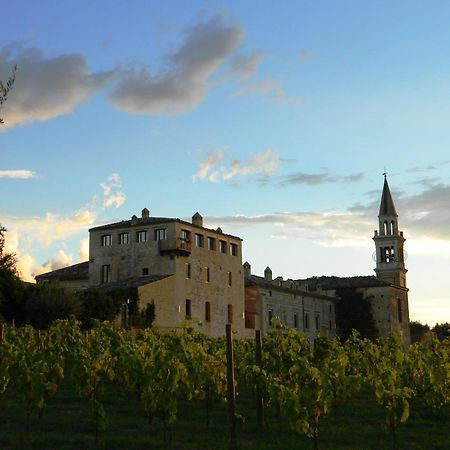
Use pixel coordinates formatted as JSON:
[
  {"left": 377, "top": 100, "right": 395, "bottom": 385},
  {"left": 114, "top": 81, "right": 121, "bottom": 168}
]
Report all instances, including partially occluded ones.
[{"left": 1, "top": 0, "right": 450, "bottom": 325}]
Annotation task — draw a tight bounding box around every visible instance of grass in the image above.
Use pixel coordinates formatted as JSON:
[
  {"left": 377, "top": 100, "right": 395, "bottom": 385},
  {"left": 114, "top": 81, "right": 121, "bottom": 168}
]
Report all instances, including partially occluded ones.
[{"left": 0, "top": 378, "right": 448, "bottom": 450}]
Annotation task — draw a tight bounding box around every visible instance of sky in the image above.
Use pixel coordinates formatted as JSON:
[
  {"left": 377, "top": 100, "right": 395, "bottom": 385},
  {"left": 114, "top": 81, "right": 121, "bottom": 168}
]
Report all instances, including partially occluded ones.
[{"left": 1, "top": 0, "right": 450, "bottom": 325}]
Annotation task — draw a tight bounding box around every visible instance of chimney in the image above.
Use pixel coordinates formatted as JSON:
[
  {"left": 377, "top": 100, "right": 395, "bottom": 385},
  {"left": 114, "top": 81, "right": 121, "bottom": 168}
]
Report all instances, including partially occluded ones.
[
  {"left": 264, "top": 266, "right": 272, "bottom": 282},
  {"left": 142, "top": 208, "right": 150, "bottom": 219},
  {"left": 243, "top": 261, "right": 251, "bottom": 278},
  {"left": 192, "top": 212, "right": 203, "bottom": 227},
  {"left": 131, "top": 214, "right": 138, "bottom": 225}
]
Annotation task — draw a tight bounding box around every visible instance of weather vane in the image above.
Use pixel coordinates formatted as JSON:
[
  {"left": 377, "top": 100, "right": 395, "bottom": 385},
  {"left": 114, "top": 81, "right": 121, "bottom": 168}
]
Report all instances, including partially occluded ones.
[{"left": 382, "top": 167, "right": 387, "bottom": 179}]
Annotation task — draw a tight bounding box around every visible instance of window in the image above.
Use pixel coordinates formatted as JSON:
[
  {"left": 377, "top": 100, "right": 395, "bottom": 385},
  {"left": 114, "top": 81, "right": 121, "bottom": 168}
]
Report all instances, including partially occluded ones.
[
  {"left": 230, "top": 243, "right": 238, "bottom": 256},
  {"left": 315, "top": 315, "right": 320, "bottom": 331},
  {"left": 181, "top": 229, "right": 191, "bottom": 241},
  {"left": 207, "top": 236, "right": 216, "bottom": 251},
  {"left": 154, "top": 228, "right": 167, "bottom": 241},
  {"left": 186, "top": 263, "right": 191, "bottom": 279},
  {"left": 329, "top": 304, "right": 332, "bottom": 313},
  {"left": 269, "top": 290, "right": 272, "bottom": 297},
  {"left": 195, "top": 233, "right": 204, "bottom": 247},
  {"left": 119, "top": 232, "right": 129, "bottom": 244},
  {"left": 142, "top": 268, "right": 149, "bottom": 276},
  {"left": 329, "top": 320, "right": 332, "bottom": 330},
  {"left": 305, "top": 313, "right": 310, "bottom": 330},
  {"left": 136, "top": 230, "right": 147, "bottom": 243},
  {"left": 205, "top": 302, "right": 211, "bottom": 322},
  {"left": 185, "top": 299, "right": 192, "bottom": 318},
  {"left": 219, "top": 240, "right": 227, "bottom": 253},
  {"left": 268, "top": 309, "right": 273, "bottom": 325},
  {"left": 397, "top": 298, "right": 403, "bottom": 323},
  {"left": 101, "top": 265, "right": 111, "bottom": 284},
  {"left": 206, "top": 267, "right": 210, "bottom": 282},
  {"left": 294, "top": 313, "right": 298, "bottom": 329},
  {"left": 227, "top": 304, "right": 233, "bottom": 323},
  {"left": 101, "top": 234, "right": 112, "bottom": 246},
  {"left": 228, "top": 271, "right": 232, "bottom": 286}
]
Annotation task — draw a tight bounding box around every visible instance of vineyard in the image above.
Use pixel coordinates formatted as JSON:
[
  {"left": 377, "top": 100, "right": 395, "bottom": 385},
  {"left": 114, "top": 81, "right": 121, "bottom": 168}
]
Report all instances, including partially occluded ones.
[{"left": 0, "top": 320, "right": 448, "bottom": 449}]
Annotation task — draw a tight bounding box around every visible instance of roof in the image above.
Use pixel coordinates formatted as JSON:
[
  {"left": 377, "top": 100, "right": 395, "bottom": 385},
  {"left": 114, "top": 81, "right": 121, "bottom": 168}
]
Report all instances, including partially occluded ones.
[
  {"left": 245, "top": 274, "right": 336, "bottom": 301},
  {"left": 95, "top": 274, "right": 172, "bottom": 292},
  {"left": 297, "top": 275, "right": 392, "bottom": 290},
  {"left": 35, "top": 261, "right": 89, "bottom": 282},
  {"left": 379, "top": 176, "right": 398, "bottom": 217},
  {"left": 89, "top": 216, "right": 242, "bottom": 241}
]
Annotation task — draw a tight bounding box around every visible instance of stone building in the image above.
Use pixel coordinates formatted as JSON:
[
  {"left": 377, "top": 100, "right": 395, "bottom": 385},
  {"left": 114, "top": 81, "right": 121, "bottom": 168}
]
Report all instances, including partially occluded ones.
[
  {"left": 37, "top": 210, "right": 247, "bottom": 337},
  {"left": 243, "top": 263, "right": 337, "bottom": 342},
  {"left": 297, "top": 175, "right": 410, "bottom": 348},
  {"left": 36, "top": 176, "right": 410, "bottom": 345}
]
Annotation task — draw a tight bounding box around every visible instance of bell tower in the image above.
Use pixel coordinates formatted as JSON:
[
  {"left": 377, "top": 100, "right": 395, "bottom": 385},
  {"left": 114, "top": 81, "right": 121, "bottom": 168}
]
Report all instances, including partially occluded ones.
[{"left": 373, "top": 174, "right": 407, "bottom": 287}]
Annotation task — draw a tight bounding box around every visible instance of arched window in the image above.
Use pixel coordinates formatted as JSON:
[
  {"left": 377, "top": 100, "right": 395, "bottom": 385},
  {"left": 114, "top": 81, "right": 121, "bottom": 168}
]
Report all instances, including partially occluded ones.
[
  {"left": 390, "top": 220, "right": 395, "bottom": 235},
  {"left": 383, "top": 221, "right": 388, "bottom": 235}
]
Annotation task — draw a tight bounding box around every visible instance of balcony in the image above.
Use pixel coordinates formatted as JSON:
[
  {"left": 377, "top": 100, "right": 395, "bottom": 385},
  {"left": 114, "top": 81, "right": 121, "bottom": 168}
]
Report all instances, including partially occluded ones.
[{"left": 158, "top": 237, "right": 191, "bottom": 256}]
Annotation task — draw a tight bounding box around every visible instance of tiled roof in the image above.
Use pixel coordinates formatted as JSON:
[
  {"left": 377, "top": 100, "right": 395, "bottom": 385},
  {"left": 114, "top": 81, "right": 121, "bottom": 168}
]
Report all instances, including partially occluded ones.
[
  {"left": 297, "top": 275, "right": 391, "bottom": 290},
  {"left": 35, "top": 261, "right": 89, "bottom": 282},
  {"left": 245, "top": 274, "right": 336, "bottom": 300},
  {"left": 89, "top": 216, "right": 242, "bottom": 240},
  {"left": 95, "top": 274, "right": 172, "bottom": 292}
]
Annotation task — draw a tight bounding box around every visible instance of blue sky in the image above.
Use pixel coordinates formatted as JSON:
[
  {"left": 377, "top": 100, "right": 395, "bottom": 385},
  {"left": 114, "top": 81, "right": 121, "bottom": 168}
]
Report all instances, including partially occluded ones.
[{"left": 1, "top": 1, "right": 450, "bottom": 325}]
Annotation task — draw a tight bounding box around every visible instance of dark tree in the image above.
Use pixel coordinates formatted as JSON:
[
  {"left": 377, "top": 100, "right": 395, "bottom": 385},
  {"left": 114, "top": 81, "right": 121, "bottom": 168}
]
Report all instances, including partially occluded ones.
[
  {"left": 0, "top": 65, "right": 17, "bottom": 125},
  {"left": 23, "top": 283, "right": 81, "bottom": 329},
  {"left": 335, "top": 288, "right": 378, "bottom": 340},
  {"left": 409, "top": 320, "right": 430, "bottom": 343},
  {"left": 77, "top": 288, "right": 120, "bottom": 328},
  {"left": 0, "top": 224, "right": 25, "bottom": 323},
  {"left": 431, "top": 322, "right": 450, "bottom": 341}
]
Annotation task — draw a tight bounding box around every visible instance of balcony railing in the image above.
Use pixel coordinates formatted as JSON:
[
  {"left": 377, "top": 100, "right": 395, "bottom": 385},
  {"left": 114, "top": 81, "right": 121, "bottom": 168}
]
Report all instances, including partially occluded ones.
[{"left": 158, "top": 237, "right": 191, "bottom": 255}]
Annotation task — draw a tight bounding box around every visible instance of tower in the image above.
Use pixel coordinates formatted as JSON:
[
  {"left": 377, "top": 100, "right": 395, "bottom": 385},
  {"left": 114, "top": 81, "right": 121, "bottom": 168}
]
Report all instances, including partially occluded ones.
[{"left": 373, "top": 175, "right": 407, "bottom": 287}]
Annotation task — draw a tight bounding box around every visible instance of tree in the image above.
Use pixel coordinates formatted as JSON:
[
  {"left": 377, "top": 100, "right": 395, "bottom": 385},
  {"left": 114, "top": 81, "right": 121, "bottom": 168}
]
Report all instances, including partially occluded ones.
[
  {"left": 335, "top": 288, "right": 378, "bottom": 340},
  {"left": 0, "top": 65, "right": 17, "bottom": 125},
  {"left": 77, "top": 288, "right": 119, "bottom": 328},
  {"left": 409, "top": 321, "right": 430, "bottom": 343},
  {"left": 431, "top": 323, "right": 450, "bottom": 341},
  {"left": 23, "top": 283, "right": 81, "bottom": 329},
  {"left": 0, "top": 225, "right": 24, "bottom": 323}
]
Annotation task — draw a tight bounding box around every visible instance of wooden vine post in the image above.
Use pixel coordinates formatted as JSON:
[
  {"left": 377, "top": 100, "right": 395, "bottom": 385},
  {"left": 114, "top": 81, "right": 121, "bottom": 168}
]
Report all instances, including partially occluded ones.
[{"left": 226, "top": 324, "right": 238, "bottom": 450}]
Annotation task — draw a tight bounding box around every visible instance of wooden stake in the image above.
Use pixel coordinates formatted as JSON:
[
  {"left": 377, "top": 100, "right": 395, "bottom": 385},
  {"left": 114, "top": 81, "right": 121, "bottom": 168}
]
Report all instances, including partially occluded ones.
[{"left": 226, "top": 324, "right": 238, "bottom": 450}]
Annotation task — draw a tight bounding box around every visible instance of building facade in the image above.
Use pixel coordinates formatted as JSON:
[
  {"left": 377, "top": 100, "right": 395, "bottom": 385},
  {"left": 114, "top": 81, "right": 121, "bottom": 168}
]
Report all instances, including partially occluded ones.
[
  {"left": 37, "top": 210, "right": 247, "bottom": 337},
  {"left": 243, "top": 263, "right": 337, "bottom": 342},
  {"left": 36, "top": 176, "right": 410, "bottom": 345}
]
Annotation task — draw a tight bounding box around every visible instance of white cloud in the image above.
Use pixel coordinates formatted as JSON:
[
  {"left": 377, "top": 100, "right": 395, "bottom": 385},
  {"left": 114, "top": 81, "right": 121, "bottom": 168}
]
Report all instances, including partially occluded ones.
[
  {"left": 192, "top": 150, "right": 224, "bottom": 181},
  {"left": 109, "top": 15, "right": 242, "bottom": 115},
  {"left": 103, "top": 192, "right": 126, "bottom": 209},
  {"left": 0, "top": 44, "right": 115, "bottom": 129},
  {"left": 78, "top": 237, "right": 89, "bottom": 262},
  {"left": 193, "top": 148, "right": 279, "bottom": 183},
  {"left": 0, "top": 169, "right": 37, "bottom": 179},
  {"left": 223, "top": 149, "right": 279, "bottom": 180},
  {"left": 99, "top": 173, "right": 126, "bottom": 209}
]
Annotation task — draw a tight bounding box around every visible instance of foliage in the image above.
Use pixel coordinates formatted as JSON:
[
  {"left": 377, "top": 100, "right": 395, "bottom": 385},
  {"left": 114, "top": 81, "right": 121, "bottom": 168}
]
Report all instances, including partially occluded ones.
[
  {"left": 432, "top": 322, "right": 450, "bottom": 341},
  {"left": 335, "top": 288, "right": 378, "bottom": 340},
  {"left": 23, "top": 283, "right": 81, "bottom": 329},
  {"left": 77, "top": 288, "right": 120, "bottom": 328},
  {"left": 0, "top": 322, "right": 449, "bottom": 448},
  {"left": 409, "top": 320, "right": 430, "bottom": 343},
  {"left": 0, "top": 224, "right": 25, "bottom": 323},
  {"left": 0, "top": 65, "right": 17, "bottom": 125}
]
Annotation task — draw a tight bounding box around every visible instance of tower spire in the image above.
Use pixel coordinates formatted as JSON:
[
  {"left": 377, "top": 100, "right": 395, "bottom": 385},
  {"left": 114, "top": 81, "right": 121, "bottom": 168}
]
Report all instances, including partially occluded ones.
[
  {"left": 373, "top": 175, "right": 407, "bottom": 287},
  {"left": 379, "top": 175, "right": 398, "bottom": 217}
]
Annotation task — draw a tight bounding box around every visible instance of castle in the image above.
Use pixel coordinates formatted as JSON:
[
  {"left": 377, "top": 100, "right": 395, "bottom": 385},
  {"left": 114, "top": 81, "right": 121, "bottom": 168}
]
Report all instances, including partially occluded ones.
[{"left": 36, "top": 177, "right": 410, "bottom": 347}]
